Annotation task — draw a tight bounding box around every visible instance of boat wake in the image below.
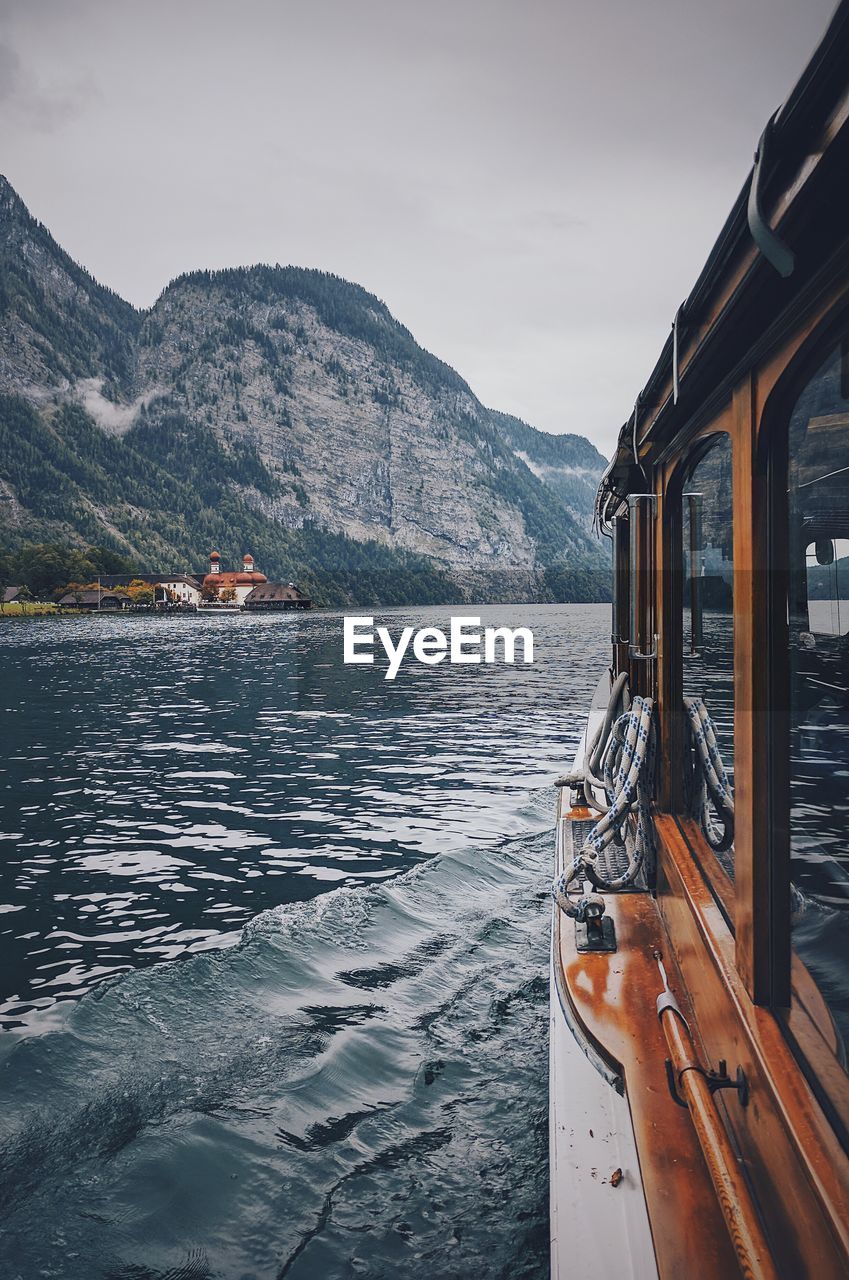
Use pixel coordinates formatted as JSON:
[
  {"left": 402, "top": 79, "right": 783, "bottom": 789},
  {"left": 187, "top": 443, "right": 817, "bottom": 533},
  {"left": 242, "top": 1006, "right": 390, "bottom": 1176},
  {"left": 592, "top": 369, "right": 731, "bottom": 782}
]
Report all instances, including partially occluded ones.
[{"left": 0, "top": 794, "right": 554, "bottom": 1280}]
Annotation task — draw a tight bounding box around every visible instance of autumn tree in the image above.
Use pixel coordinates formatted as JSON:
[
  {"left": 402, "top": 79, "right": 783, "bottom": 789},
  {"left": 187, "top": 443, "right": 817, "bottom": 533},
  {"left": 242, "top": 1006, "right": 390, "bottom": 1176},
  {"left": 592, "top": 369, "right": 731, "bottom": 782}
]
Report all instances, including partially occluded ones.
[{"left": 126, "top": 579, "right": 155, "bottom": 607}]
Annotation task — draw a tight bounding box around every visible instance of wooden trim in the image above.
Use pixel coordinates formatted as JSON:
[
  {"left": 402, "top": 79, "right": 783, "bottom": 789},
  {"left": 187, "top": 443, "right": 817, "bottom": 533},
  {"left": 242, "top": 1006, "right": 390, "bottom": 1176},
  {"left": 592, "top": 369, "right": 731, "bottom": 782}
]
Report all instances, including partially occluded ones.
[
  {"left": 655, "top": 815, "right": 849, "bottom": 1274},
  {"left": 657, "top": 461, "right": 682, "bottom": 813},
  {"left": 676, "top": 815, "right": 736, "bottom": 927},
  {"left": 618, "top": 90, "right": 849, "bottom": 483},
  {"left": 752, "top": 296, "right": 849, "bottom": 1130},
  {"left": 659, "top": 1000, "right": 778, "bottom": 1280},
  {"left": 731, "top": 374, "right": 785, "bottom": 1003},
  {"left": 553, "top": 860, "right": 742, "bottom": 1277},
  {"left": 781, "top": 958, "right": 849, "bottom": 1148}
]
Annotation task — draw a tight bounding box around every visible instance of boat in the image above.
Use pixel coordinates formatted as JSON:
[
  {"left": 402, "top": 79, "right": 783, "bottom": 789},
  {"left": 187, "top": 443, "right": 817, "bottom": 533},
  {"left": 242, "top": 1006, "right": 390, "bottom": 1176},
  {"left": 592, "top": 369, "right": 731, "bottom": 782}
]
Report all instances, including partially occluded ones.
[{"left": 550, "top": 4, "right": 849, "bottom": 1276}]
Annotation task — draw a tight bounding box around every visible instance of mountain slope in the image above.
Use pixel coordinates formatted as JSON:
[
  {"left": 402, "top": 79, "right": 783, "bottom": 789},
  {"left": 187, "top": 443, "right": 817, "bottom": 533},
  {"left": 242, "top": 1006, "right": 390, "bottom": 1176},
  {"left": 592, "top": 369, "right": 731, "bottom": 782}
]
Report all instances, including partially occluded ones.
[
  {"left": 0, "top": 176, "right": 139, "bottom": 393},
  {"left": 0, "top": 177, "right": 609, "bottom": 604},
  {"left": 491, "top": 411, "right": 607, "bottom": 533}
]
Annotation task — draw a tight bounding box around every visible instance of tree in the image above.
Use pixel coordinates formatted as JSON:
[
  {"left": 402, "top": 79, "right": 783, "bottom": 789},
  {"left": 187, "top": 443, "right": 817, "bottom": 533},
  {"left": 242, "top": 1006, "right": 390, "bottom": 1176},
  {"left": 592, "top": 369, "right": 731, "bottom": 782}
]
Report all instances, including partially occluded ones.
[
  {"left": 219, "top": 585, "right": 237, "bottom": 605},
  {"left": 17, "top": 585, "right": 33, "bottom": 615},
  {"left": 126, "top": 578, "right": 155, "bottom": 607}
]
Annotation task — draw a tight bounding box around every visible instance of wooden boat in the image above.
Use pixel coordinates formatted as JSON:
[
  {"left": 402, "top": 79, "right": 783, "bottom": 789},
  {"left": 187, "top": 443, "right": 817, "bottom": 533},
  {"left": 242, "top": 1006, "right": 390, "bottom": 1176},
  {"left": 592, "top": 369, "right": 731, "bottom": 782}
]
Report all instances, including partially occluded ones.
[{"left": 550, "top": 5, "right": 849, "bottom": 1276}]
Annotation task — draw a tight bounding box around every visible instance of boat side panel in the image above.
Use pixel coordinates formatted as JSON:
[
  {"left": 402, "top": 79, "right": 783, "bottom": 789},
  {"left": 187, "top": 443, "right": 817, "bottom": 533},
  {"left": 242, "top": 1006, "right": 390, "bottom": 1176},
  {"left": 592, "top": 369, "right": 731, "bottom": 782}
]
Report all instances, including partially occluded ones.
[
  {"left": 554, "top": 871, "right": 742, "bottom": 1278},
  {"left": 549, "top": 938, "right": 658, "bottom": 1280}
]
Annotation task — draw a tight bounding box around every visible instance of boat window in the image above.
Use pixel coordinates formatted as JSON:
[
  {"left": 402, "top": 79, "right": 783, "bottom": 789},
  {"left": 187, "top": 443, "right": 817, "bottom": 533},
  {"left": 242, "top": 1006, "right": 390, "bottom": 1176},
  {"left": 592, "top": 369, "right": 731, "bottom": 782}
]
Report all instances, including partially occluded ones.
[
  {"left": 681, "top": 434, "right": 735, "bottom": 878},
  {"left": 787, "top": 336, "right": 849, "bottom": 1064}
]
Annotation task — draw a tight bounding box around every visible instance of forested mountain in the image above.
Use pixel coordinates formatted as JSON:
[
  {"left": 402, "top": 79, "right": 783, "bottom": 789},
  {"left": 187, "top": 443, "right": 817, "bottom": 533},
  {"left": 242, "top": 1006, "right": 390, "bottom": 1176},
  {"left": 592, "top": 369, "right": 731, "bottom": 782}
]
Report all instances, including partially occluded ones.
[
  {"left": 0, "top": 176, "right": 609, "bottom": 604},
  {"left": 490, "top": 411, "right": 607, "bottom": 533}
]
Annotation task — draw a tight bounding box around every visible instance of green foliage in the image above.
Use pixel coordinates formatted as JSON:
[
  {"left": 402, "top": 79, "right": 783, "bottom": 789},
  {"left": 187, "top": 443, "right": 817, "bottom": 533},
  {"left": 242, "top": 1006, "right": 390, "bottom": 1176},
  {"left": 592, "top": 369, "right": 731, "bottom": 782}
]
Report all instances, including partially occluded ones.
[
  {"left": 2, "top": 541, "right": 133, "bottom": 597},
  {"left": 806, "top": 555, "right": 849, "bottom": 602}
]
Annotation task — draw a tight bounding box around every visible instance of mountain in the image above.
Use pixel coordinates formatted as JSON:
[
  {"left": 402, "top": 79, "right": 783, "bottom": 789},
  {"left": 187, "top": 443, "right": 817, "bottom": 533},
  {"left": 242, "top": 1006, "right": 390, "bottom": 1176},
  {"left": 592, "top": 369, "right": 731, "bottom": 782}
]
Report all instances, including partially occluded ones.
[
  {"left": 0, "top": 176, "right": 609, "bottom": 605},
  {"left": 490, "top": 411, "right": 607, "bottom": 534}
]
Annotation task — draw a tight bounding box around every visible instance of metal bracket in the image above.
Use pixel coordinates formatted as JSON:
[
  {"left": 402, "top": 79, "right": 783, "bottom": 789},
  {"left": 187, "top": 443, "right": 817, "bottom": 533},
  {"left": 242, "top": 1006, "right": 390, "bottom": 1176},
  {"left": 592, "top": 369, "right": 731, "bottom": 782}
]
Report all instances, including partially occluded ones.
[
  {"left": 747, "top": 112, "right": 795, "bottom": 278},
  {"left": 665, "top": 1058, "right": 749, "bottom": 1109},
  {"left": 575, "top": 915, "right": 617, "bottom": 953}
]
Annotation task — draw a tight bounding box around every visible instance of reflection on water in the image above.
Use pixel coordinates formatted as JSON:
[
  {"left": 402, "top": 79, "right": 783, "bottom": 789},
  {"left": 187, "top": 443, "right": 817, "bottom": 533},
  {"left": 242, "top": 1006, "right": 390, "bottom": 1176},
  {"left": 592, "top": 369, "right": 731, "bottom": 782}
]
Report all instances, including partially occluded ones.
[
  {"left": 790, "top": 618, "right": 849, "bottom": 1051},
  {"left": 0, "top": 604, "right": 608, "bottom": 1279},
  {"left": 682, "top": 608, "right": 735, "bottom": 879}
]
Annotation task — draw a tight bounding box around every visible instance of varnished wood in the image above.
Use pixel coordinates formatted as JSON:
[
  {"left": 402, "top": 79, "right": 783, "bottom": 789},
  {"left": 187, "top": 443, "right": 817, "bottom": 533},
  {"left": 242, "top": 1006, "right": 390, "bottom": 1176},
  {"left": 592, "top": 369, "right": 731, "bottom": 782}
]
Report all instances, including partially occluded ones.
[
  {"left": 659, "top": 1003, "right": 778, "bottom": 1280},
  {"left": 675, "top": 816, "right": 735, "bottom": 926},
  {"left": 654, "top": 815, "right": 849, "bottom": 1275},
  {"left": 553, "top": 878, "right": 742, "bottom": 1276},
  {"left": 730, "top": 373, "right": 786, "bottom": 1003}
]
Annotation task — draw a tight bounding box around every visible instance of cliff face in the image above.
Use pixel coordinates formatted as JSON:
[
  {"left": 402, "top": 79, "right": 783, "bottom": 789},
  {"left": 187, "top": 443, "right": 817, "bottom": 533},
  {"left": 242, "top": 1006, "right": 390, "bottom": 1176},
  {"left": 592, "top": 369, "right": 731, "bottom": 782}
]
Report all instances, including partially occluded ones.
[
  {"left": 0, "top": 177, "right": 609, "bottom": 603},
  {"left": 0, "top": 176, "right": 139, "bottom": 393}
]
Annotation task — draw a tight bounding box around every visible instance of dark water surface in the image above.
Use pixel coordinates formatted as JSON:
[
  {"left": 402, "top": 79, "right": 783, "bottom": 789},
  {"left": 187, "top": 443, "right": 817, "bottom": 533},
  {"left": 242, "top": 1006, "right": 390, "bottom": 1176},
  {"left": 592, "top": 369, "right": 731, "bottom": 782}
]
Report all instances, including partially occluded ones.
[{"left": 0, "top": 604, "right": 608, "bottom": 1279}]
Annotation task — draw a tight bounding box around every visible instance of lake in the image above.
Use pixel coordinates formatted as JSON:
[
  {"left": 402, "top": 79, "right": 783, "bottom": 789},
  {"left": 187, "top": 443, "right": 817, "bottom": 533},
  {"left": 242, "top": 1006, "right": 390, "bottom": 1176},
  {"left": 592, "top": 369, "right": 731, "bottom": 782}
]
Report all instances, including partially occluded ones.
[{"left": 0, "top": 603, "right": 609, "bottom": 1279}]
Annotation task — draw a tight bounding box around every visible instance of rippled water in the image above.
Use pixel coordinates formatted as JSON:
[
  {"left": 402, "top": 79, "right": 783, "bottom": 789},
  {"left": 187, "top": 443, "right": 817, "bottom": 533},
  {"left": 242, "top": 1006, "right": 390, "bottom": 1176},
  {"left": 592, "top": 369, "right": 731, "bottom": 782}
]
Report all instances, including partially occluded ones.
[{"left": 0, "top": 604, "right": 609, "bottom": 1279}]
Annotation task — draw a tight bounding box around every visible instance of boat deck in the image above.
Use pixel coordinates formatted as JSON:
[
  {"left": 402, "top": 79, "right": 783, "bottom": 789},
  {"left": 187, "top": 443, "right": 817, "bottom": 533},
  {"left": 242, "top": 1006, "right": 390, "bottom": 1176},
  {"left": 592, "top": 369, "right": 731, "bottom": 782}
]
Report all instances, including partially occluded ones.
[{"left": 551, "top": 789, "right": 743, "bottom": 1279}]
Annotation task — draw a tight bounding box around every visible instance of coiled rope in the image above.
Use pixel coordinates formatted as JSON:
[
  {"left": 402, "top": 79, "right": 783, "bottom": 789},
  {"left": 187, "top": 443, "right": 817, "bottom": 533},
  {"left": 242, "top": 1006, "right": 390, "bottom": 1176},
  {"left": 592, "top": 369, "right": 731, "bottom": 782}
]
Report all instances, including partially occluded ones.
[
  {"left": 553, "top": 687, "right": 734, "bottom": 920},
  {"left": 685, "top": 696, "right": 734, "bottom": 851},
  {"left": 555, "top": 671, "right": 631, "bottom": 811},
  {"left": 553, "top": 693, "right": 656, "bottom": 917}
]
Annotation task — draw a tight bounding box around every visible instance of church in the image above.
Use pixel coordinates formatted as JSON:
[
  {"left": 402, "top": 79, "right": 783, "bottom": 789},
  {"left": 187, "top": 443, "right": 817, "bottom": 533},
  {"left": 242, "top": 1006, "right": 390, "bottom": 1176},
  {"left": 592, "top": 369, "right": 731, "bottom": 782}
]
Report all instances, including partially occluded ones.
[
  {"left": 201, "top": 551, "right": 269, "bottom": 606},
  {"left": 201, "top": 552, "right": 311, "bottom": 610}
]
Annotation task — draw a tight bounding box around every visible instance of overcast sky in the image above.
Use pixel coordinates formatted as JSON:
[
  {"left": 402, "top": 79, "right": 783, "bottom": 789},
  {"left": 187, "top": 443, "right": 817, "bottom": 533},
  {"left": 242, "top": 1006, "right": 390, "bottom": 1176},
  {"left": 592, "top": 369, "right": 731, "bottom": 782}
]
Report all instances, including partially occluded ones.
[{"left": 0, "top": 0, "right": 838, "bottom": 455}]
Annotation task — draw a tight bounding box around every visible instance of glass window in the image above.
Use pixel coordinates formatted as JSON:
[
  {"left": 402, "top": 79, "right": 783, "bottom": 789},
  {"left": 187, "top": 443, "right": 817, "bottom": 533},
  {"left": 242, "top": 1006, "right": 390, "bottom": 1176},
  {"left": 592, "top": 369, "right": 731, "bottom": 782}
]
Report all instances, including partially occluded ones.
[
  {"left": 787, "top": 336, "right": 849, "bottom": 1063},
  {"left": 681, "top": 434, "right": 735, "bottom": 878}
]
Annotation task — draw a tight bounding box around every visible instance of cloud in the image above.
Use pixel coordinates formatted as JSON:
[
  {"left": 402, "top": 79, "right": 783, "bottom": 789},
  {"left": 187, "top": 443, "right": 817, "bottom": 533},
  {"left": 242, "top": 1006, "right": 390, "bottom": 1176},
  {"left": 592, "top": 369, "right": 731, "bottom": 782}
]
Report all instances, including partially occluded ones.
[{"left": 0, "top": 37, "right": 95, "bottom": 133}]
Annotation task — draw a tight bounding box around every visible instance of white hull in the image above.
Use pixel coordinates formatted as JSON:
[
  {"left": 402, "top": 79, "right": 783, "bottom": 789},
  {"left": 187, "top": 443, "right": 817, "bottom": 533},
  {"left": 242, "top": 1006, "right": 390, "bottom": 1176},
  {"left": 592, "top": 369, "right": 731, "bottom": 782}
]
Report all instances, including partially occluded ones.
[{"left": 549, "top": 668, "right": 658, "bottom": 1279}]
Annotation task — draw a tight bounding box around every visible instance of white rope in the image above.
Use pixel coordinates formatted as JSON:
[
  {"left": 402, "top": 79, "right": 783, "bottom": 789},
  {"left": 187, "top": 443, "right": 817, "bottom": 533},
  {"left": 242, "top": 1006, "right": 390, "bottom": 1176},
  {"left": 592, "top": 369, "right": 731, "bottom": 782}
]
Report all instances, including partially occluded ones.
[
  {"left": 553, "top": 695, "right": 656, "bottom": 916},
  {"left": 685, "top": 696, "right": 734, "bottom": 851},
  {"left": 552, "top": 692, "right": 732, "bottom": 922}
]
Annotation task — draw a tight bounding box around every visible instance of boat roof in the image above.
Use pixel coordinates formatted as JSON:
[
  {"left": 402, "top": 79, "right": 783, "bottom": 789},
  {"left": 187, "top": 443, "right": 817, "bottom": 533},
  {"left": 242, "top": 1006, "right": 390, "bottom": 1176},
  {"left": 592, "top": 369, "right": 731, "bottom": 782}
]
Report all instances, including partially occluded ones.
[{"left": 597, "top": 0, "right": 849, "bottom": 526}]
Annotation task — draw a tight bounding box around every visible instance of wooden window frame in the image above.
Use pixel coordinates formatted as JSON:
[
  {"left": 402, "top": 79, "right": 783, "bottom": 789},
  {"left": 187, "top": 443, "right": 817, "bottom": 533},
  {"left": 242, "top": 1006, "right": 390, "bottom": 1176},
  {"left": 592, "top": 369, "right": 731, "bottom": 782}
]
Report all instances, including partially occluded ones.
[
  {"left": 662, "top": 421, "right": 738, "bottom": 929},
  {"left": 756, "top": 301, "right": 849, "bottom": 1142}
]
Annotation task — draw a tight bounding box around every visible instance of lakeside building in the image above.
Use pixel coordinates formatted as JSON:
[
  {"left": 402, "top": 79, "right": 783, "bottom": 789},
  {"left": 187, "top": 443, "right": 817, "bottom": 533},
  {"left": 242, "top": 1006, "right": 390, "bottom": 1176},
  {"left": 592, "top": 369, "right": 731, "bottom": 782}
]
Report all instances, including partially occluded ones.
[
  {"left": 243, "top": 582, "right": 312, "bottom": 611},
  {"left": 200, "top": 551, "right": 268, "bottom": 607},
  {"left": 22, "top": 553, "right": 312, "bottom": 612},
  {"left": 97, "top": 575, "right": 203, "bottom": 607},
  {"left": 57, "top": 589, "right": 129, "bottom": 610}
]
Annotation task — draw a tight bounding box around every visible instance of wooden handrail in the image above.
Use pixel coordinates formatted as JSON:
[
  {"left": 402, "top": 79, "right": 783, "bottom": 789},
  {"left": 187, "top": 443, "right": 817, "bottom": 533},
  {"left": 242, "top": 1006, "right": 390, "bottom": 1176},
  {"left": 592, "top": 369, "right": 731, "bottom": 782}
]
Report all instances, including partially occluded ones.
[{"left": 656, "top": 958, "right": 779, "bottom": 1280}]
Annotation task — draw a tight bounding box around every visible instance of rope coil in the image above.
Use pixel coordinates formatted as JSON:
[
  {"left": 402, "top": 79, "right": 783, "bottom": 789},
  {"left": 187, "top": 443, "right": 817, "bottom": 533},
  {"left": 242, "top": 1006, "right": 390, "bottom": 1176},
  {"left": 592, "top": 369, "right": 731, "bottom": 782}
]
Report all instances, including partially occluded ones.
[
  {"left": 553, "top": 694, "right": 656, "bottom": 917},
  {"left": 553, "top": 687, "right": 732, "bottom": 920}
]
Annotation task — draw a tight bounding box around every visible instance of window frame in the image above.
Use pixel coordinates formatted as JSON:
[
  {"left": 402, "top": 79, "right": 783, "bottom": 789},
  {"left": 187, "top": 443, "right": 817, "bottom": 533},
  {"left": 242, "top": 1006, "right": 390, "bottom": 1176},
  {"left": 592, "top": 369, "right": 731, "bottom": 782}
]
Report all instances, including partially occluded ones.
[
  {"left": 667, "top": 425, "right": 737, "bottom": 929},
  {"left": 762, "top": 307, "right": 849, "bottom": 1145}
]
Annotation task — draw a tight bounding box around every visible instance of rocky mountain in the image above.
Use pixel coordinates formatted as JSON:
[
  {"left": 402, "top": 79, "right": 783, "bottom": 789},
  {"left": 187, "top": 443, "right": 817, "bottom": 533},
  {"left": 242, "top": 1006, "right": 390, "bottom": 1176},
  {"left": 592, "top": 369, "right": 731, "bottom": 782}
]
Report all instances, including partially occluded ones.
[{"left": 0, "top": 176, "right": 609, "bottom": 604}]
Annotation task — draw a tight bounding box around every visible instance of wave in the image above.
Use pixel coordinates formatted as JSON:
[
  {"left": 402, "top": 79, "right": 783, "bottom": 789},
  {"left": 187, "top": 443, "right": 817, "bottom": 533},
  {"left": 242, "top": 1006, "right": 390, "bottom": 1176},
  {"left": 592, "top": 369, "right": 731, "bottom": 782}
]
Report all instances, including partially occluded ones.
[{"left": 0, "top": 794, "right": 554, "bottom": 1280}]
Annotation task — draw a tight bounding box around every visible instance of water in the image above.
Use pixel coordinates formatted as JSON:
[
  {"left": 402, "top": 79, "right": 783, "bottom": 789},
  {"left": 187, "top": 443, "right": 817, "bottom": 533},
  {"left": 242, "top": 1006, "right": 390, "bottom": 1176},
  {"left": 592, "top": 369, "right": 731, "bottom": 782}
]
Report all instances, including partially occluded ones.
[{"left": 0, "top": 604, "right": 609, "bottom": 1279}]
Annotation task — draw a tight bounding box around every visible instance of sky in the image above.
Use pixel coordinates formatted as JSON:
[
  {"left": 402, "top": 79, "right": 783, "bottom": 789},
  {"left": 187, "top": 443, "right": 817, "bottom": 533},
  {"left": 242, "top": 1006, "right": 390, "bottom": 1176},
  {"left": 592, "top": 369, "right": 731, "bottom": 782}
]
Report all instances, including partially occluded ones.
[{"left": 0, "top": 0, "right": 838, "bottom": 456}]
